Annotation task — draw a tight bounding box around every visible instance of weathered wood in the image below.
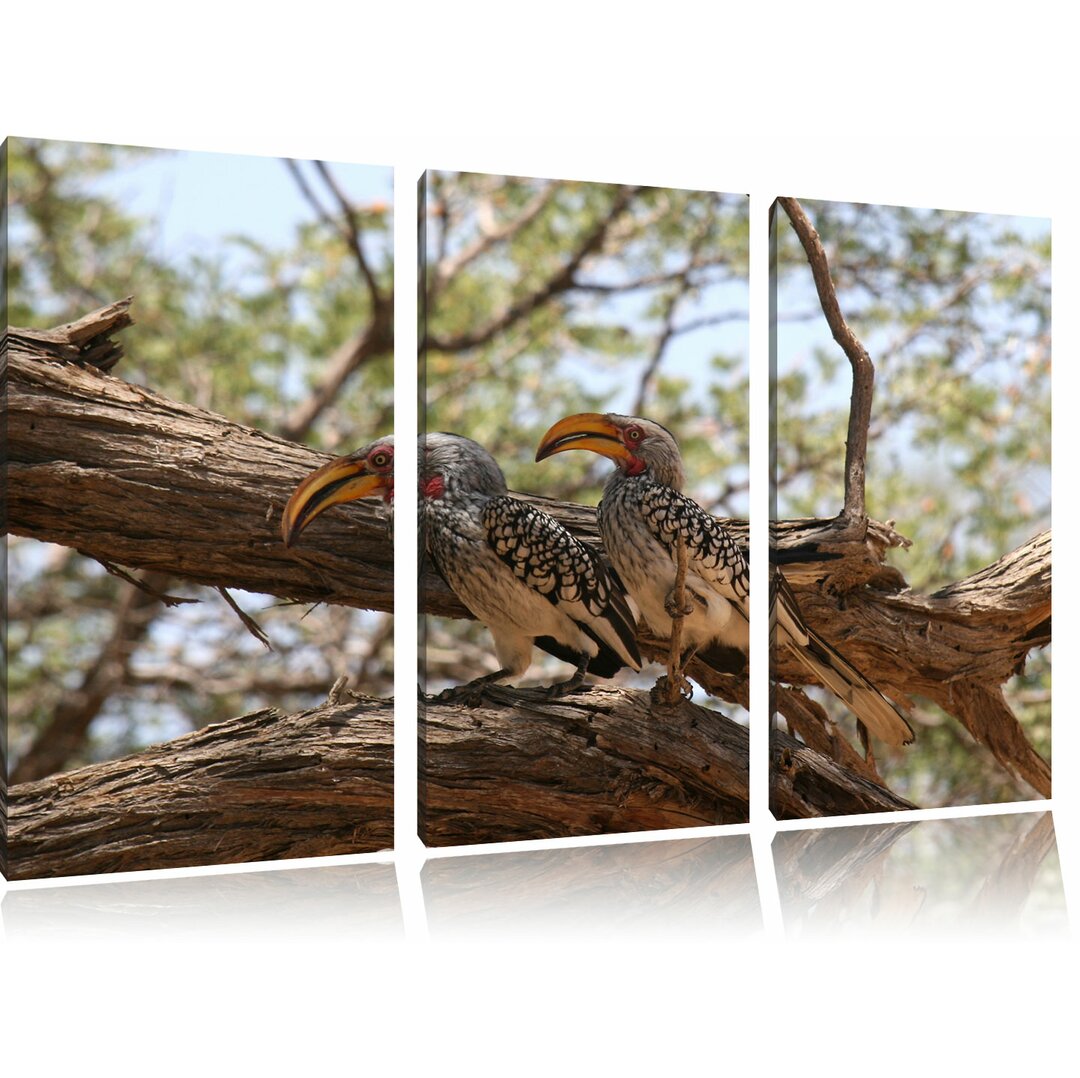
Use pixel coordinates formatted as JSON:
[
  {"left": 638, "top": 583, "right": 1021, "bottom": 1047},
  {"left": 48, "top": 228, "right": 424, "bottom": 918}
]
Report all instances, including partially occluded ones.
[
  {"left": 419, "top": 686, "right": 917, "bottom": 844},
  {"left": 769, "top": 730, "right": 917, "bottom": 819},
  {"left": 5, "top": 312, "right": 393, "bottom": 614},
  {"left": 419, "top": 687, "right": 748, "bottom": 846},
  {"left": 773, "top": 521, "right": 1051, "bottom": 797},
  {"left": 6, "top": 697, "right": 394, "bottom": 880}
]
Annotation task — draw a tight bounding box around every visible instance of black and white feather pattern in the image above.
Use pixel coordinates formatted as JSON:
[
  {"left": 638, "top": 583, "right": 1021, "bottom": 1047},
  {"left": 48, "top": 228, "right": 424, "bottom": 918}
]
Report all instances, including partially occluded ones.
[
  {"left": 422, "top": 432, "right": 641, "bottom": 683},
  {"left": 484, "top": 496, "right": 641, "bottom": 667},
  {"left": 636, "top": 481, "right": 749, "bottom": 610}
]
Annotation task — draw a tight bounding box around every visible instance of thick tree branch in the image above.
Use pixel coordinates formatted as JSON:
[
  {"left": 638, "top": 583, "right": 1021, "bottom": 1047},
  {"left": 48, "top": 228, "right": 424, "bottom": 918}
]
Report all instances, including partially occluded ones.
[
  {"left": 777, "top": 197, "right": 874, "bottom": 521},
  {"left": 6, "top": 696, "right": 394, "bottom": 880},
  {"left": 773, "top": 520, "right": 1051, "bottom": 798},
  {"left": 770, "top": 729, "right": 916, "bottom": 818},
  {"left": 5, "top": 312, "right": 393, "bottom": 614},
  {"left": 7, "top": 680, "right": 909, "bottom": 875},
  {"left": 419, "top": 687, "right": 747, "bottom": 845}
]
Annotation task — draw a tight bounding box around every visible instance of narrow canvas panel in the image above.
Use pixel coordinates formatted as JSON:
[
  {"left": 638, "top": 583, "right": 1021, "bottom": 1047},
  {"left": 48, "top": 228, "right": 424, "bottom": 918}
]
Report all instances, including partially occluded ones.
[
  {"left": 769, "top": 197, "right": 1050, "bottom": 817},
  {"left": 418, "top": 170, "right": 750, "bottom": 845},
  {"left": 2, "top": 138, "right": 394, "bottom": 879}
]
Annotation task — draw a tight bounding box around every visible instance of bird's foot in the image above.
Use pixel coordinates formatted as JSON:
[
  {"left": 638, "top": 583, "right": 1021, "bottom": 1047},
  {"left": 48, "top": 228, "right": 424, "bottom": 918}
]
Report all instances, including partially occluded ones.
[
  {"left": 535, "top": 675, "right": 588, "bottom": 701},
  {"left": 664, "top": 589, "right": 694, "bottom": 620},
  {"left": 425, "top": 670, "right": 512, "bottom": 708},
  {"left": 652, "top": 671, "right": 694, "bottom": 707}
]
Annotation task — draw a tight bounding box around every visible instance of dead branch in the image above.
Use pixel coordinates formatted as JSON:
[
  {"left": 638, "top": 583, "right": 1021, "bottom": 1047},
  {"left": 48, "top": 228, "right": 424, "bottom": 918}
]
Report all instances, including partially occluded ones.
[
  {"left": 777, "top": 197, "right": 874, "bottom": 521},
  {"left": 770, "top": 730, "right": 916, "bottom": 818},
  {"left": 418, "top": 685, "right": 913, "bottom": 846},
  {"left": 8, "top": 681, "right": 907, "bottom": 875},
  {"left": 773, "top": 520, "right": 1051, "bottom": 798},
  {"left": 5, "top": 306, "right": 393, "bottom": 614},
  {"left": 6, "top": 697, "right": 394, "bottom": 880}
]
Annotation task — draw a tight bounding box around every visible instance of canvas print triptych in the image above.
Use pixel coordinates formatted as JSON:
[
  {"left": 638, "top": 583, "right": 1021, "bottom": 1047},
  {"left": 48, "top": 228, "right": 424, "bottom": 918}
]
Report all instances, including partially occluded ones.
[{"left": 2, "top": 138, "right": 1052, "bottom": 889}]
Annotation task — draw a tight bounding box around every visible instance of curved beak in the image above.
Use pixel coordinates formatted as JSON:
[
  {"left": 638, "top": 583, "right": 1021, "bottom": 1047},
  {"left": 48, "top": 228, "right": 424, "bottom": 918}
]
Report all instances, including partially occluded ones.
[
  {"left": 282, "top": 455, "right": 389, "bottom": 547},
  {"left": 535, "top": 412, "right": 629, "bottom": 464}
]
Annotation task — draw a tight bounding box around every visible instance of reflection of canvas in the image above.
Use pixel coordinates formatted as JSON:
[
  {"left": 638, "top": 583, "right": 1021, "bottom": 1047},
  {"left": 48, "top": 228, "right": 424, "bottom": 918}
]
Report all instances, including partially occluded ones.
[
  {"left": 3, "top": 138, "right": 394, "bottom": 880},
  {"left": 419, "top": 171, "right": 750, "bottom": 845},
  {"left": 770, "top": 197, "right": 1051, "bottom": 816}
]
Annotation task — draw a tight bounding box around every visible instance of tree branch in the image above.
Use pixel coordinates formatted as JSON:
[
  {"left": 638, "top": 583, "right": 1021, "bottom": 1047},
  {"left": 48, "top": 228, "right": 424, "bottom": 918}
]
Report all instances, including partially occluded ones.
[
  {"left": 423, "top": 184, "right": 642, "bottom": 353},
  {"left": 777, "top": 197, "right": 874, "bottom": 521},
  {"left": 6, "top": 696, "right": 394, "bottom": 879},
  {"left": 431, "top": 180, "right": 558, "bottom": 292},
  {"left": 770, "top": 729, "right": 916, "bottom": 818},
  {"left": 773, "top": 520, "right": 1051, "bottom": 797},
  {"left": 5, "top": 310, "right": 393, "bottom": 614}
]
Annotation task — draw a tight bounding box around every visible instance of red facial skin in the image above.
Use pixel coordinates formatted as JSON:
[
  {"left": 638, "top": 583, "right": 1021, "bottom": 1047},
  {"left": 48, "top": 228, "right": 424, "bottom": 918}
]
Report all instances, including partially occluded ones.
[{"left": 365, "top": 442, "right": 395, "bottom": 503}]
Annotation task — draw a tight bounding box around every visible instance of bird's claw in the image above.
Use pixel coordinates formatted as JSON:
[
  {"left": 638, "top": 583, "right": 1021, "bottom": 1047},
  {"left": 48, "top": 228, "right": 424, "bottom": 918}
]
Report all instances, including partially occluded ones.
[
  {"left": 664, "top": 590, "right": 694, "bottom": 620},
  {"left": 652, "top": 672, "right": 693, "bottom": 706}
]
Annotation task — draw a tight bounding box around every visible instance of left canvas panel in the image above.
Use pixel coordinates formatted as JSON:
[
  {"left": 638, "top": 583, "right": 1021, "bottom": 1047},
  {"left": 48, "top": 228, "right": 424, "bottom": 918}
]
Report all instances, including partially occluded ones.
[{"left": 2, "top": 138, "right": 394, "bottom": 880}]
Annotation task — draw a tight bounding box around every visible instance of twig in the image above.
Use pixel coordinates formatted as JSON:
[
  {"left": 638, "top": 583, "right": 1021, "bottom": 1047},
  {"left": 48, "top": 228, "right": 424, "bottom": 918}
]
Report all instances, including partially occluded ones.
[
  {"left": 100, "top": 561, "right": 198, "bottom": 607},
  {"left": 313, "top": 160, "right": 383, "bottom": 306},
  {"left": 432, "top": 180, "right": 558, "bottom": 290},
  {"left": 777, "top": 196, "right": 874, "bottom": 522},
  {"left": 217, "top": 587, "right": 273, "bottom": 651},
  {"left": 664, "top": 535, "right": 691, "bottom": 705},
  {"left": 424, "top": 185, "right": 642, "bottom": 353}
]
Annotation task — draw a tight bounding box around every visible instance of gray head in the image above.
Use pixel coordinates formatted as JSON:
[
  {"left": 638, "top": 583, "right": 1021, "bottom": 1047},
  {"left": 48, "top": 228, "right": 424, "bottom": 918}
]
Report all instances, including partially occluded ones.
[
  {"left": 421, "top": 432, "right": 509, "bottom": 500},
  {"left": 535, "top": 412, "right": 686, "bottom": 490}
]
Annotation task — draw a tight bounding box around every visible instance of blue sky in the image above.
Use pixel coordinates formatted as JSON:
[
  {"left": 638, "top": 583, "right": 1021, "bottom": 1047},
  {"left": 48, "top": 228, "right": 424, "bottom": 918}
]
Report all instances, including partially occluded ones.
[{"left": 91, "top": 144, "right": 391, "bottom": 259}]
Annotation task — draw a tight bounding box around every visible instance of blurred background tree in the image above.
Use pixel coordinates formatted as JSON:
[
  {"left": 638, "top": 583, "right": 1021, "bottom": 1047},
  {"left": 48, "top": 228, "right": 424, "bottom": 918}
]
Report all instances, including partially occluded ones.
[
  {"left": 773, "top": 198, "right": 1051, "bottom": 806},
  {"left": 421, "top": 172, "right": 749, "bottom": 702},
  {"left": 6, "top": 137, "right": 393, "bottom": 781}
]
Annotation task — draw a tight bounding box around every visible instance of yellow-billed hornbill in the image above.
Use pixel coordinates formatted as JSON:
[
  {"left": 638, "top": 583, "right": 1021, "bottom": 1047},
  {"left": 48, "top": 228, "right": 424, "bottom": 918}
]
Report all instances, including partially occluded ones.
[
  {"left": 422, "top": 432, "right": 641, "bottom": 699},
  {"left": 281, "top": 436, "right": 394, "bottom": 548},
  {"left": 536, "top": 412, "right": 914, "bottom": 747}
]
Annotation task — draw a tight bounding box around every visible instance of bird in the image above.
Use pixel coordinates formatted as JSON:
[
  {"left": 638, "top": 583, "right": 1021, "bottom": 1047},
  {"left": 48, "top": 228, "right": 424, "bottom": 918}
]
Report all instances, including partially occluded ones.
[
  {"left": 535, "top": 412, "right": 914, "bottom": 747},
  {"left": 281, "top": 436, "right": 394, "bottom": 548},
  {"left": 421, "top": 431, "right": 641, "bottom": 698},
  {"left": 536, "top": 413, "right": 749, "bottom": 666}
]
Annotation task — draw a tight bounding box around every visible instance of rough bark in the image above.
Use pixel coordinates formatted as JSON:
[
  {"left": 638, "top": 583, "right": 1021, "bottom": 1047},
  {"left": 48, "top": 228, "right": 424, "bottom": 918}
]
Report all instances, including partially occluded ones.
[
  {"left": 773, "top": 519, "right": 1051, "bottom": 798},
  {"left": 6, "top": 696, "right": 394, "bottom": 880},
  {"left": 770, "top": 730, "right": 916, "bottom": 819},
  {"left": 418, "top": 685, "right": 911, "bottom": 846},
  {"left": 419, "top": 687, "right": 748, "bottom": 846},
  {"left": 4, "top": 305, "right": 393, "bottom": 614}
]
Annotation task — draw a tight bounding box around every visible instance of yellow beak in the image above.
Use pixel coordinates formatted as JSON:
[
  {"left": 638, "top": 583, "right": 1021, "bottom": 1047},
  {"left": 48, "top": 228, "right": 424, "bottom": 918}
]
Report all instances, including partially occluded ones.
[
  {"left": 535, "top": 413, "right": 630, "bottom": 464},
  {"left": 281, "top": 455, "right": 389, "bottom": 547}
]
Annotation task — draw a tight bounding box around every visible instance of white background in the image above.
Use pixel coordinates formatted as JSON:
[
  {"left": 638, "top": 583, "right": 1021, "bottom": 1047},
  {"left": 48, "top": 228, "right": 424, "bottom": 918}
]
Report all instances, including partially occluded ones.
[{"left": 3, "top": 4, "right": 1076, "bottom": 1073}]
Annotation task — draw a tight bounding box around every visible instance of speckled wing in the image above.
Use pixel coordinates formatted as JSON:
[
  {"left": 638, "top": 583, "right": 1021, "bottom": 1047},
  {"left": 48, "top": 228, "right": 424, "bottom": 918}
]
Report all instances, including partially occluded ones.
[
  {"left": 637, "top": 483, "right": 749, "bottom": 612},
  {"left": 482, "top": 496, "right": 641, "bottom": 670}
]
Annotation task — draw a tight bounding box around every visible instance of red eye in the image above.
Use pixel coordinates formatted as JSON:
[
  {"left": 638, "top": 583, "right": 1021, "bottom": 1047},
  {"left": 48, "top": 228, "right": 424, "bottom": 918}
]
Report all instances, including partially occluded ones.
[
  {"left": 369, "top": 446, "right": 393, "bottom": 469},
  {"left": 625, "top": 425, "right": 643, "bottom": 444}
]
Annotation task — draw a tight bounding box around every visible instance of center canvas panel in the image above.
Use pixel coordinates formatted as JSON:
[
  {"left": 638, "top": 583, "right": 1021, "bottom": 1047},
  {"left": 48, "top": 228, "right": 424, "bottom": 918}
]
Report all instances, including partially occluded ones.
[{"left": 418, "top": 171, "right": 750, "bottom": 845}]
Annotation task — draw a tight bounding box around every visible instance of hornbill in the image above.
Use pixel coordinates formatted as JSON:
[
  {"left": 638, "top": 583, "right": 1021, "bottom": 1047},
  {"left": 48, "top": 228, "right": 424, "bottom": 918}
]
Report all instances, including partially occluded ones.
[
  {"left": 421, "top": 432, "right": 641, "bottom": 698},
  {"left": 535, "top": 412, "right": 914, "bottom": 748},
  {"left": 281, "top": 436, "right": 395, "bottom": 548}
]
